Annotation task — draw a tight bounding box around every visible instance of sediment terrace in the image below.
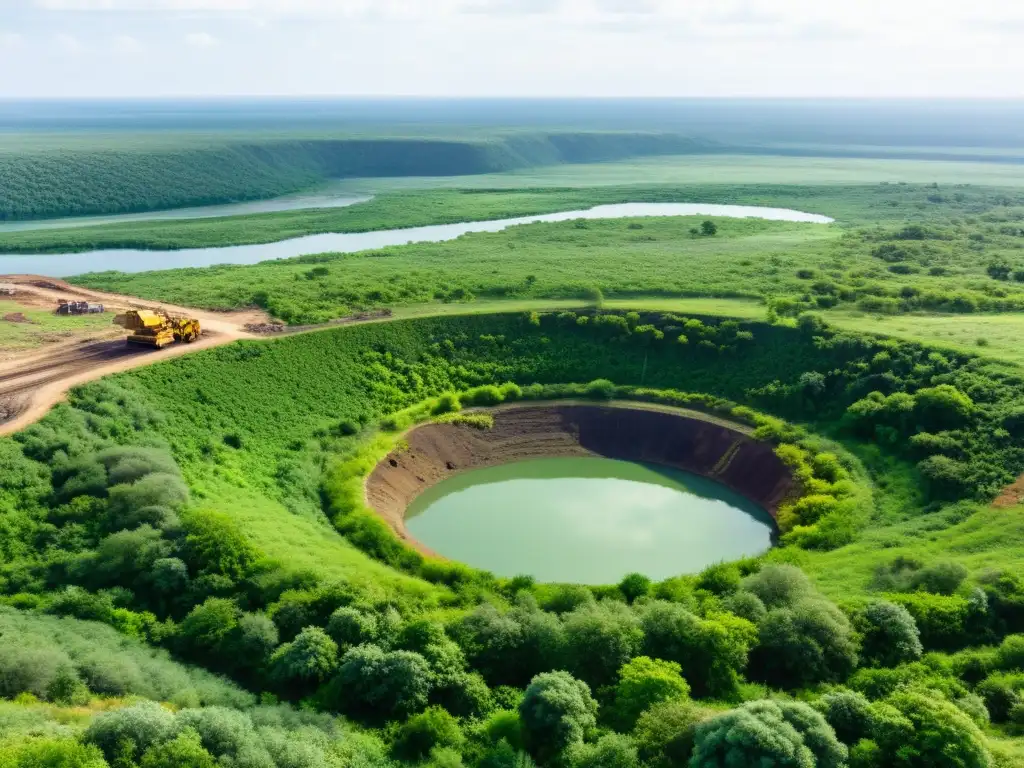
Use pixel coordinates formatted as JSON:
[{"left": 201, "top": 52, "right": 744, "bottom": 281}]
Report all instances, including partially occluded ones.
[{"left": 366, "top": 403, "right": 794, "bottom": 551}]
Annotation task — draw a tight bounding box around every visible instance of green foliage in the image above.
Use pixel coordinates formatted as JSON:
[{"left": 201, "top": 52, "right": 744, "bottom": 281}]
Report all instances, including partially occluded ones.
[
  {"left": 563, "top": 602, "right": 643, "bottom": 688},
  {"left": 181, "top": 508, "right": 260, "bottom": 580},
  {"left": 815, "top": 689, "right": 875, "bottom": 746},
  {"left": 519, "top": 671, "right": 597, "bottom": 761},
  {"left": 750, "top": 598, "right": 859, "bottom": 689},
  {"left": 880, "top": 691, "right": 993, "bottom": 768},
  {"left": 564, "top": 734, "right": 639, "bottom": 768},
  {"left": 452, "top": 601, "right": 566, "bottom": 689},
  {"left": 617, "top": 573, "right": 652, "bottom": 604},
  {"left": 632, "top": 699, "right": 718, "bottom": 768},
  {"left": 858, "top": 600, "right": 924, "bottom": 667},
  {"left": 0, "top": 740, "right": 109, "bottom": 768},
  {"left": 0, "top": 135, "right": 701, "bottom": 222},
  {"left": 741, "top": 564, "right": 815, "bottom": 609},
  {"left": 139, "top": 728, "right": 216, "bottom": 768},
  {"left": 610, "top": 656, "right": 690, "bottom": 730},
  {"left": 268, "top": 627, "right": 339, "bottom": 696},
  {"left": 690, "top": 699, "right": 847, "bottom": 768},
  {"left": 327, "top": 644, "right": 433, "bottom": 720},
  {"left": 84, "top": 701, "right": 177, "bottom": 763},
  {"left": 0, "top": 608, "right": 252, "bottom": 707},
  {"left": 639, "top": 601, "right": 755, "bottom": 699},
  {"left": 394, "top": 706, "right": 465, "bottom": 762}
]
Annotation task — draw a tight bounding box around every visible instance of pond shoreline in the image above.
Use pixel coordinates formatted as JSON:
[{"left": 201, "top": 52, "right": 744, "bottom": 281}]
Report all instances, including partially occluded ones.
[{"left": 365, "top": 402, "right": 793, "bottom": 557}]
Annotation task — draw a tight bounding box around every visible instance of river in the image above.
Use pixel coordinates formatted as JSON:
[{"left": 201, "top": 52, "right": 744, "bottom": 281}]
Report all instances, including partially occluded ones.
[{"left": 0, "top": 203, "right": 832, "bottom": 277}]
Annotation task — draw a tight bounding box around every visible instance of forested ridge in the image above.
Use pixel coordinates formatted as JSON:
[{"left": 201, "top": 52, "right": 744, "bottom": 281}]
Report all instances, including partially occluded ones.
[{"left": 0, "top": 132, "right": 707, "bottom": 221}]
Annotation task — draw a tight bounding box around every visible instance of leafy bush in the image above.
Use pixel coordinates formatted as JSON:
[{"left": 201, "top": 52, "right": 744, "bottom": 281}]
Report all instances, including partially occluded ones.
[
  {"left": 519, "top": 671, "right": 597, "bottom": 761},
  {"left": 750, "top": 598, "right": 859, "bottom": 689},
  {"left": 858, "top": 600, "right": 923, "bottom": 667},
  {"left": 690, "top": 700, "right": 847, "bottom": 768},
  {"left": 84, "top": 701, "right": 177, "bottom": 763},
  {"left": 610, "top": 656, "right": 690, "bottom": 730},
  {"left": 394, "top": 706, "right": 465, "bottom": 762}
]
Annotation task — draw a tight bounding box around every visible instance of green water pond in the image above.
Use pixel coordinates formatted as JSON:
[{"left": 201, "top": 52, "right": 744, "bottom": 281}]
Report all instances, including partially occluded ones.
[{"left": 405, "top": 457, "right": 776, "bottom": 584}]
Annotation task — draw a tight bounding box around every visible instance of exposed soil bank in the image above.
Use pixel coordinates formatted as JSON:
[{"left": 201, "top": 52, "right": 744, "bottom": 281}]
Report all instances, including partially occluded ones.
[{"left": 366, "top": 403, "right": 794, "bottom": 551}]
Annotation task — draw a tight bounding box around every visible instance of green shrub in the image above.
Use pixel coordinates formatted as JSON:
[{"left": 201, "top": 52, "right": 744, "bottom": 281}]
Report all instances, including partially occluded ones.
[
  {"left": 858, "top": 600, "right": 924, "bottom": 667},
  {"left": 617, "top": 573, "right": 652, "bottom": 604},
  {"left": 584, "top": 378, "right": 616, "bottom": 400},
  {"left": 610, "top": 656, "right": 690, "bottom": 730},
  {"left": 519, "top": 671, "right": 597, "bottom": 762},
  {"left": 690, "top": 699, "right": 847, "bottom": 768},
  {"left": 750, "top": 598, "right": 859, "bottom": 689},
  {"left": 879, "top": 691, "right": 992, "bottom": 768},
  {"left": 393, "top": 706, "right": 465, "bottom": 762},
  {"left": 84, "top": 701, "right": 177, "bottom": 763},
  {"left": 741, "top": 564, "right": 815, "bottom": 609},
  {"left": 633, "top": 699, "right": 718, "bottom": 768}
]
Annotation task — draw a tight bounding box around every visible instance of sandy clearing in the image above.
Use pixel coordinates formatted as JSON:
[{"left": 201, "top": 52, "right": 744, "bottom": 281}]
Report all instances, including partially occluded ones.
[{"left": 0, "top": 274, "right": 271, "bottom": 436}]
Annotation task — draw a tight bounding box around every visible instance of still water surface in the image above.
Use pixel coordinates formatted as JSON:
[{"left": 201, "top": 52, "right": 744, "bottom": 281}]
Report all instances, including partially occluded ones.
[
  {"left": 0, "top": 202, "right": 832, "bottom": 277},
  {"left": 405, "top": 457, "right": 776, "bottom": 584}
]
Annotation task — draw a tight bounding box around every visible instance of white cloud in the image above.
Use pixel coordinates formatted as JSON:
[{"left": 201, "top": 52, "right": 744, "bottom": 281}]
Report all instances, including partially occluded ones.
[
  {"left": 55, "top": 31, "right": 84, "bottom": 51},
  {"left": 185, "top": 31, "right": 218, "bottom": 47},
  {"left": 0, "top": 32, "right": 24, "bottom": 48},
  {"left": 8, "top": 0, "right": 1024, "bottom": 97},
  {"left": 113, "top": 33, "right": 142, "bottom": 52}
]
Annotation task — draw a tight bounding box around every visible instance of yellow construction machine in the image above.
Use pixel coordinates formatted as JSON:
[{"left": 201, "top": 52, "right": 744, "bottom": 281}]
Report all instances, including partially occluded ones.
[{"left": 113, "top": 310, "right": 202, "bottom": 348}]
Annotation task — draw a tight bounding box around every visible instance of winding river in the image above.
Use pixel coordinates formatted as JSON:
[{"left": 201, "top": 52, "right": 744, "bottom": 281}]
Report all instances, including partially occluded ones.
[{"left": 0, "top": 203, "right": 832, "bottom": 277}]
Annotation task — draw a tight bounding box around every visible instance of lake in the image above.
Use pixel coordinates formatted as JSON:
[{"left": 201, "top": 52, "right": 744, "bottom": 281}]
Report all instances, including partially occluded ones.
[
  {"left": 405, "top": 457, "right": 776, "bottom": 584},
  {"left": 0, "top": 202, "right": 832, "bottom": 277}
]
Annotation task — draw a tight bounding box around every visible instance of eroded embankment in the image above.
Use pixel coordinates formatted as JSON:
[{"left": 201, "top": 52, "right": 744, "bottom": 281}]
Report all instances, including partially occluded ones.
[{"left": 366, "top": 403, "right": 794, "bottom": 549}]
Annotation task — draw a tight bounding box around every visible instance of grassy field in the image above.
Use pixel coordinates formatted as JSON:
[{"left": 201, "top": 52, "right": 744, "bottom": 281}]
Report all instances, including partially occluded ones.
[
  {"left": 338, "top": 153, "right": 1024, "bottom": 192},
  {"left": 0, "top": 298, "right": 112, "bottom": 352},
  {"left": 70, "top": 216, "right": 840, "bottom": 322},
  {"left": 63, "top": 184, "right": 1024, "bottom": 326},
  {"left": 3, "top": 178, "right": 1022, "bottom": 253}
]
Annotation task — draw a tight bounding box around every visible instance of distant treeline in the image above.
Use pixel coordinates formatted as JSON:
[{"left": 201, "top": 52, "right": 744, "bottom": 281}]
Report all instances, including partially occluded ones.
[{"left": 0, "top": 132, "right": 709, "bottom": 221}]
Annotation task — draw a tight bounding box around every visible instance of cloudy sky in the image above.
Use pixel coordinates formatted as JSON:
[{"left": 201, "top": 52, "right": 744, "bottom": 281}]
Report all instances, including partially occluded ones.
[{"left": 2, "top": 0, "right": 1022, "bottom": 98}]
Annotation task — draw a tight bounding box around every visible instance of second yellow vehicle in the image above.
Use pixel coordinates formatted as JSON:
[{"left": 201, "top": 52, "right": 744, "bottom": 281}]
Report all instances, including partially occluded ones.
[{"left": 113, "top": 310, "right": 202, "bottom": 348}]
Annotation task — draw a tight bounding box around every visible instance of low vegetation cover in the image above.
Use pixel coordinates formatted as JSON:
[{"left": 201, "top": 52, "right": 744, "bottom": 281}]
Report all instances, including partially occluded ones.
[
  {"left": 2, "top": 308, "right": 1024, "bottom": 764},
  {"left": 58, "top": 183, "right": 1024, "bottom": 328},
  {"left": 0, "top": 132, "right": 703, "bottom": 221}
]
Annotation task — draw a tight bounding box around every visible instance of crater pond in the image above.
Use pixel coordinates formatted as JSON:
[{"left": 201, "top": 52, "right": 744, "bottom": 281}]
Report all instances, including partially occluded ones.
[
  {"left": 0, "top": 202, "right": 832, "bottom": 277},
  {"left": 405, "top": 457, "right": 776, "bottom": 584}
]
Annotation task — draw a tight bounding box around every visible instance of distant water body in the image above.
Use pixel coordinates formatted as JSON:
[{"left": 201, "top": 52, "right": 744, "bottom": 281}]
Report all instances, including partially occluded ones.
[
  {"left": 0, "top": 203, "right": 832, "bottom": 277},
  {"left": 0, "top": 192, "right": 371, "bottom": 233}
]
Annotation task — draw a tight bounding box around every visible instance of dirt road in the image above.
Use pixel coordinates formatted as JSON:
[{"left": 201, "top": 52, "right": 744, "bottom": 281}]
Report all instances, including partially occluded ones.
[{"left": 0, "top": 275, "right": 267, "bottom": 436}]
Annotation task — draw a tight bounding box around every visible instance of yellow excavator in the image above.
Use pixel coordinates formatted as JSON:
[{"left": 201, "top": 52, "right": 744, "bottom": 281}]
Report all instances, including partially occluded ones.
[{"left": 113, "top": 310, "right": 202, "bottom": 348}]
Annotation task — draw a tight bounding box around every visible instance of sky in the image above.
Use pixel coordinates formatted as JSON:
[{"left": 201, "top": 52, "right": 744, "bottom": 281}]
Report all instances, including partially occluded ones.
[{"left": 1, "top": 0, "right": 1023, "bottom": 98}]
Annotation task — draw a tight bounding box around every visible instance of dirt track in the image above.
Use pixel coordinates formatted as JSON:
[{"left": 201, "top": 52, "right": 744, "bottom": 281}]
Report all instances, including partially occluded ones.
[{"left": 0, "top": 275, "right": 266, "bottom": 436}]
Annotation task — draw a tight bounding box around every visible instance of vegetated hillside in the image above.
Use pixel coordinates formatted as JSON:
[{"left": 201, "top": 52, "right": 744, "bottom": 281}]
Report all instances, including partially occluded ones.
[
  {"left": 68, "top": 183, "right": 1024, "bottom": 325},
  {"left": 3, "top": 309, "right": 1024, "bottom": 765},
  {"left": 0, "top": 132, "right": 707, "bottom": 221}
]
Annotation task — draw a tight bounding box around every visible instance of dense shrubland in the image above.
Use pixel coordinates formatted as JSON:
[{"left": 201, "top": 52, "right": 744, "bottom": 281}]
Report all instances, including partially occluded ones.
[{"left": 3, "top": 310, "right": 1024, "bottom": 765}]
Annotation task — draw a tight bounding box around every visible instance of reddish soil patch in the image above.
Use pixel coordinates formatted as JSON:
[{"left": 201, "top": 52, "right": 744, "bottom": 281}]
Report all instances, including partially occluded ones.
[
  {"left": 993, "top": 473, "right": 1024, "bottom": 509},
  {"left": 366, "top": 404, "right": 794, "bottom": 553},
  {"left": 2, "top": 312, "right": 32, "bottom": 323}
]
